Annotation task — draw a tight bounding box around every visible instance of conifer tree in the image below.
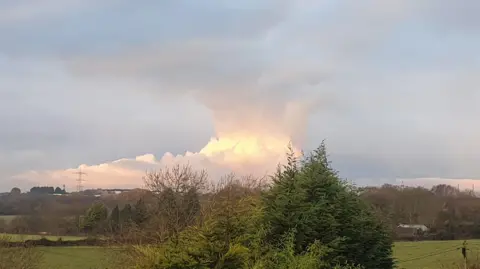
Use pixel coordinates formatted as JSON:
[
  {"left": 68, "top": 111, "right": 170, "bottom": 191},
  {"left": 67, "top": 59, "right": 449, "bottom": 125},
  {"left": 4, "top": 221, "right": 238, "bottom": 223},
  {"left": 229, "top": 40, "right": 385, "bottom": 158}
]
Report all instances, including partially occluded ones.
[
  {"left": 120, "top": 204, "right": 133, "bottom": 224},
  {"left": 110, "top": 205, "right": 120, "bottom": 233},
  {"left": 133, "top": 198, "right": 148, "bottom": 226},
  {"left": 263, "top": 141, "right": 394, "bottom": 268}
]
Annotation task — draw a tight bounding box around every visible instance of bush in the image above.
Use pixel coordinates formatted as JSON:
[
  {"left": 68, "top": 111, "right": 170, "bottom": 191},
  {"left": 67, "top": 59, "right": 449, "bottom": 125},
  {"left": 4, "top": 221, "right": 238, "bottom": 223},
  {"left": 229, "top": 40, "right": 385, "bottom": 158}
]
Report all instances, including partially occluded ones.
[{"left": 0, "top": 235, "right": 43, "bottom": 269}]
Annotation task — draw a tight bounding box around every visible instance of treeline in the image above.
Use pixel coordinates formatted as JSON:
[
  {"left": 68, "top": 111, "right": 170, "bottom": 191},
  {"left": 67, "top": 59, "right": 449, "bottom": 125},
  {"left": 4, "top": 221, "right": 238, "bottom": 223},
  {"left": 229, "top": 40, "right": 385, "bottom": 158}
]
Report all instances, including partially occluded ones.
[
  {"left": 4, "top": 174, "right": 480, "bottom": 242},
  {"left": 6, "top": 186, "right": 67, "bottom": 196},
  {"left": 0, "top": 194, "right": 99, "bottom": 216},
  {"left": 29, "top": 186, "right": 66, "bottom": 195},
  {"left": 79, "top": 198, "right": 148, "bottom": 236},
  {"left": 0, "top": 190, "right": 149, "bottom": 235},
  {"left": 361, "top": 183, "right": 480, "bottom": 240}
]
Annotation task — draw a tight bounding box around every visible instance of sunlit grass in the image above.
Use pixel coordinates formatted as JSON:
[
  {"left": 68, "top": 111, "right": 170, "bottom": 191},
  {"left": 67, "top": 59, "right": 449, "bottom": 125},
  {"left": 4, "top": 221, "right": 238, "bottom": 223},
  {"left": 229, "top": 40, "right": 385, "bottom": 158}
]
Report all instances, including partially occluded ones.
[{"left": 394, "top": 240, "right": 480, "bottom": 269}]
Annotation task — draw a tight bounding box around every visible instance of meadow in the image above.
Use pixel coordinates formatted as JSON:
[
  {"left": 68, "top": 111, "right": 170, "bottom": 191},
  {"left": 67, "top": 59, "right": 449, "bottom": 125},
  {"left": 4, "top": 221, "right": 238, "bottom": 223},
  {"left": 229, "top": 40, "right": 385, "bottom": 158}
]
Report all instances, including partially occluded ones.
[
  {"left": 29, "top": 240, "right": 480, "bottom": 269},
  {"left": 0, "top": 215, "right": 18, "bottom": 223},
  {"left": 1, "top": 233, "right": 86, "bottom": 242},
  {"left": 39, "top": 247, "right": 119, "bottom": 269},
  {"left": 395, "top": 240, "right": 480, "bottom": 269}
]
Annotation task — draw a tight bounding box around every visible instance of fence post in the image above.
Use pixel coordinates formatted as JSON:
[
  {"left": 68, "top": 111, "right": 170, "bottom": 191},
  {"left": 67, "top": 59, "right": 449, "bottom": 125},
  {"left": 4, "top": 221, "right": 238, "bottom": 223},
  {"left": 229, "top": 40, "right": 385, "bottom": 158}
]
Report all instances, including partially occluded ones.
[{"left": 462, "top": 240, "right": 467, "bottom": 269}]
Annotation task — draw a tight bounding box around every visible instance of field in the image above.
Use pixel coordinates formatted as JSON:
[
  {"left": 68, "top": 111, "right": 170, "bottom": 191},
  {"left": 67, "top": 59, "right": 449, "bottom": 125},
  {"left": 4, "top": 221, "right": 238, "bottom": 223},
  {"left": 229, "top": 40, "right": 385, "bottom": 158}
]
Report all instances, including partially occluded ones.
[
  {"left": 0, "top": 233, "right": 85, "bottom": 242},
  {"left": 0, "top": 215, "right": 19, "bottom": 224},
  {"left": 5, "top": 238, "right": 480, "bottom": 268},
  {"left": 39, "top": 247, "right": 114, "bottom": 269},
  {"left": 395, "top": 240, "right": 480, "bottom": 269}
]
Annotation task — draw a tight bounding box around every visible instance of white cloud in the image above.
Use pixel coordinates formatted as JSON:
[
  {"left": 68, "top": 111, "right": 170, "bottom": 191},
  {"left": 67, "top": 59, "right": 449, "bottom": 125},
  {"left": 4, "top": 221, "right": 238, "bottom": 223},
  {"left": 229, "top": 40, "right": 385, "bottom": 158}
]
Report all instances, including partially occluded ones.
[{"left": 13, "top": 144, "right": 290, "bottom": 190}]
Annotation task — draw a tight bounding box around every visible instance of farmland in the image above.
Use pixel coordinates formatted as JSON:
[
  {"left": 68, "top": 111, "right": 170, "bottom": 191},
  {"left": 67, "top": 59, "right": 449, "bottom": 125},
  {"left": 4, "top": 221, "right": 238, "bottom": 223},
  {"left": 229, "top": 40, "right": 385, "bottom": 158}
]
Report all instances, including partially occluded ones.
[
  {"left": 39, "top": 247, "right": 113, "bottom": 269},
  {"left": 395, "top": 240, "right": 480, "bottom": 269},
  {"left": 0, "top": 215, "right": 18, "bottom": 224},
  {"left": 1, "top": 233, "right": 85, "bottom": 242},
  {"left": 10, "top": 239, "right": 476, "bottom": 269}
]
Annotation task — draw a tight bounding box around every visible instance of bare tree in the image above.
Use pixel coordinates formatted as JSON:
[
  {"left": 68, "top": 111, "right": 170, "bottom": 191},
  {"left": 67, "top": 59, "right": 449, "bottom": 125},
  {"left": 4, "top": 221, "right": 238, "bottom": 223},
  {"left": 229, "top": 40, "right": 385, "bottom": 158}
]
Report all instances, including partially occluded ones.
[
  {"left": 144, "top": 163, "right": 208, "bottom": 194},
  {"left": 143, "top": 164, "right": 208, "bottom": 243}
]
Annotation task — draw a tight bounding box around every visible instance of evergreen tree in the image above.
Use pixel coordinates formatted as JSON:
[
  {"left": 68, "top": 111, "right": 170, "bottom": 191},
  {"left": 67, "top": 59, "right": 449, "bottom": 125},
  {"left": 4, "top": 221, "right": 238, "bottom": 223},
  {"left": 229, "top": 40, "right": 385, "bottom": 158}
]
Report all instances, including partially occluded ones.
[
  {"left": 10, "top": 187, "right": 21, "bottom": 195},
  {"left": 133, "top": 198, "right": 148, "bottom": 226},
  {"left": 54, "top": 187, "right": 63, "bottom": 194},
  {"left": 120, "top": 204, "right": 133, "bottom": 224},
  {"left": 110, "top": 205, "right": 120, "bottom": 233},
  {"left": 263, "top": 142, "right": 394, "bottom": 268},
  {"left": 82, "top": 202, "right": 108, "bottom": 234},
  {"left": 263, "top": 144, "right": 309, "bottom": 252}
]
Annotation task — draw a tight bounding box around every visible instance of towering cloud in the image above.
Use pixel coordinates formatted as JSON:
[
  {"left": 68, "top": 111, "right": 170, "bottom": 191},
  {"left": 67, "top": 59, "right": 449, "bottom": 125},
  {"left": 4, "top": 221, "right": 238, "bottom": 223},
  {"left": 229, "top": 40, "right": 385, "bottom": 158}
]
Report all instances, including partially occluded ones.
[
  {"left": 4, "top": 0, "right": 480, "bottom": 190},
  {"left": 14, "top": 62, "right": 322, "bottom": 190}
]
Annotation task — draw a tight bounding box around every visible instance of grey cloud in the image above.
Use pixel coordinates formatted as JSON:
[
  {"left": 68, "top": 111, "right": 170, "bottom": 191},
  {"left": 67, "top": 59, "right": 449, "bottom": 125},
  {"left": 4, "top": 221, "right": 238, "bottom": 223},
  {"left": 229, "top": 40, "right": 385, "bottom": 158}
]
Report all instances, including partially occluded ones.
[
  {"left": 0, "top": 0, "right": 290, "bottom": 57},
  {"left": 66, "top": 0, "right": 480, "bottom": 181},
  {"left": 2, "top": 0, "right": 480, "bottom": 190}
]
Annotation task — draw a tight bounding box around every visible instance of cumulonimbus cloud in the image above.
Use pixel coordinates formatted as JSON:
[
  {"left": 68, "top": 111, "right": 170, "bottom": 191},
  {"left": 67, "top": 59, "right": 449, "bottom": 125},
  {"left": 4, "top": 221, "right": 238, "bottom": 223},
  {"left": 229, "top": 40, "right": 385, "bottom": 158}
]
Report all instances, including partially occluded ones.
[{"left": 4, "top": 0, "right": 480, "bottom": 191}]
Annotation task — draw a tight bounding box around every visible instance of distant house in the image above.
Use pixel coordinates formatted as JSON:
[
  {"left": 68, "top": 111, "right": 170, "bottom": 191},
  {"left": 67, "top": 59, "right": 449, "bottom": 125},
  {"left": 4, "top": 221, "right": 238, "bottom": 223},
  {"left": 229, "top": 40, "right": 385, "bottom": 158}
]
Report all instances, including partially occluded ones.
[
  {"left": 396, "top": 224, "right": 429, "bottom": 240},
  {"left": 397, "top": 224, "right": 429, "bottom": 232}
]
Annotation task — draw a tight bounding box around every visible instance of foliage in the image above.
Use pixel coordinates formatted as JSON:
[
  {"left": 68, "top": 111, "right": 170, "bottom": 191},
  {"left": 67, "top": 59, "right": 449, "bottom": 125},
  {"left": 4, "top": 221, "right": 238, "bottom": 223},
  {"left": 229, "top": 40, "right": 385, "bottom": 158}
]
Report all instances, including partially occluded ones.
[
  {"left": 133, "top": 198, "right": 149, "bottom": 226},
  {"left": 263, "top": 142, "right": 394, "bottom": 268},
  {"left": 120, "top": 204, "right": 133, "bottom": 223},
  {"left": 131, "top": 181, "right": 265, "bottom": 269},
  {"left": 10, "top": 187, "right": 21, "bottom": 195},
  {"left": 254, "top": 231, "right": 362, "bottom": 269},
  {"left": 54, "top": 187, "right": 66, "bottom": 194},
  {"left": 0, "top": 143, "right": 404, "bottom": 269},
  {"left": 130, "top": 161, "right": 372, "bottom": 269},
  {"left": 110, "top": 205, "right": 120, "bottom": 232},
  {"left": 0, "top": 235, "right": 43, "bottom": 269},
  {"left": 82, "top": 202, "right": 108, "bottom": 234}
]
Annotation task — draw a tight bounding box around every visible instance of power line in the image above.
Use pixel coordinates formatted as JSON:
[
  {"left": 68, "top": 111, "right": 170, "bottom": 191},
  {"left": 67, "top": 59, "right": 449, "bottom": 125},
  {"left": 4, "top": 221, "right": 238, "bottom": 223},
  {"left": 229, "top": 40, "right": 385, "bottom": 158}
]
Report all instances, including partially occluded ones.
[
  {"left": 73, "top": 168, "right": 87, "bottom": 192},
  {"left": 397, "top": 247, "right": 459, "bottom": 263}
]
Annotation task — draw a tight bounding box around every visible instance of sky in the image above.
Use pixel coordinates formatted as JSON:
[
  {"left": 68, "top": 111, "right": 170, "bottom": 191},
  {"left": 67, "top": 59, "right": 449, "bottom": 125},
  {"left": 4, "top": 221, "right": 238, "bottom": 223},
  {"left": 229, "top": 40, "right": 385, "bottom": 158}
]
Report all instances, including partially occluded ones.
[{"left": 1, "top": 0, "right": 479, "bottom": 191}]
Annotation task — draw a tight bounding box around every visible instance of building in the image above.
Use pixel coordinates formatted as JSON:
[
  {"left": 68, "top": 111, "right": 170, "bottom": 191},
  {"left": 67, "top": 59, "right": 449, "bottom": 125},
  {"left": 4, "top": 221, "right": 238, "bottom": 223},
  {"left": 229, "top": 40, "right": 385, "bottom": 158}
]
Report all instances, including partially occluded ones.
[
  {"left": 396, "top": 224, "right": 429, "bottom": 241},
  {"left": 397, "top": 224, "right": 429, "bottom": 232}
]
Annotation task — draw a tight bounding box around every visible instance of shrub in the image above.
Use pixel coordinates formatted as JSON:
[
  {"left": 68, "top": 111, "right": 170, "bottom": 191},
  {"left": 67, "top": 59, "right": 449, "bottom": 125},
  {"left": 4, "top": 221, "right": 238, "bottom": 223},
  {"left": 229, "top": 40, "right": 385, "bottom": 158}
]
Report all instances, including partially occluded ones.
[{"left": 0, "top": 235, "right": 43, "bottom": 269}]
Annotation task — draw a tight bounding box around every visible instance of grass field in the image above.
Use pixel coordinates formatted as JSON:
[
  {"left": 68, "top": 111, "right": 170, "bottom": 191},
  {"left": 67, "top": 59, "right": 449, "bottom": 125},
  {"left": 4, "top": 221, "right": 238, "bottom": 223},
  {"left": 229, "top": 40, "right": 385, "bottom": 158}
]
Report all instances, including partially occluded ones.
[
  {"left": 5, "top": 239, "right": 480, "bottom": 269},
  {"left": 1, "top": 233, "right": 86, "bottom": 242},
  {"left": 395, "top": 240, "right": 480, "bottom": 269},
  {"left": 34, "top": 240, "right": 480, "bottom": 269},
  {"left": 39, "top": 247, "right": 115, "bottom": 269},
  {"left": 0, "top": 215, "right": 19, "bottom": 223}
]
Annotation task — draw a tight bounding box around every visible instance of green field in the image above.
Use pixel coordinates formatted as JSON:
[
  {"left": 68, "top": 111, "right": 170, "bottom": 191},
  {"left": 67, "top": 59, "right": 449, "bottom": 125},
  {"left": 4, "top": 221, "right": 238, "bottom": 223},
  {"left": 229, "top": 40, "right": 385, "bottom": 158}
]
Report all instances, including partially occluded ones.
[
  {"left": 1, "top": 233, "right": 85, "bottom": 242},
  {"left": 395, "top": 240, "right": 480, "bottom": 269},
  {"left": 40, "top": 247, "right": 115, "bottom": 269},
  {"left": 0, "top": 239, "right": 477, "bottom": 268},
  {"left": 32, "top": 240, "right": 480, "bottom": 269},
  {"left": 0, "top": 215, "right": 19, "bottom": 223}
]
